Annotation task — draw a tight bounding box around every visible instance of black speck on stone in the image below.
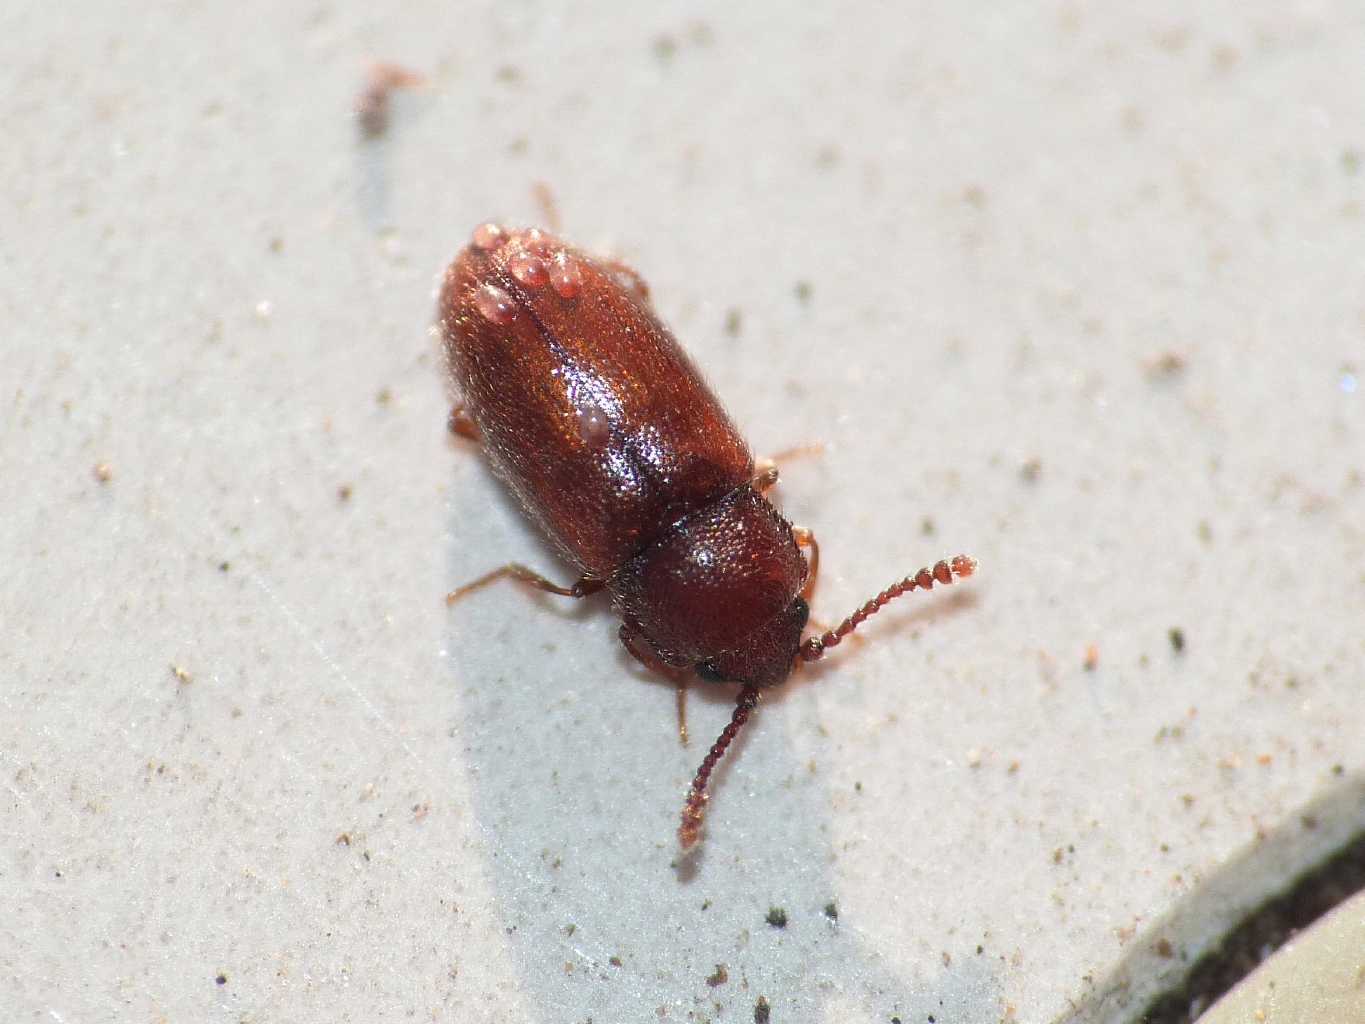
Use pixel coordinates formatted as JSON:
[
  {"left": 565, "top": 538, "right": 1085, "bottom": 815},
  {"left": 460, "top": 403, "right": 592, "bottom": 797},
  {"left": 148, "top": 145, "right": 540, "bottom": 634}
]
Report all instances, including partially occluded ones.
[
  {"left": 1168, "top": 627, "right": 1186, "bottom": 653},
  {"left": 765, "top": 906, "right": 788, "bottom": 928},
  {"left": 823, "top": 902, "right": 838, "bottom": 920},
  {"left": 215, "top": 974, "right": 227, "bottom": 985}
]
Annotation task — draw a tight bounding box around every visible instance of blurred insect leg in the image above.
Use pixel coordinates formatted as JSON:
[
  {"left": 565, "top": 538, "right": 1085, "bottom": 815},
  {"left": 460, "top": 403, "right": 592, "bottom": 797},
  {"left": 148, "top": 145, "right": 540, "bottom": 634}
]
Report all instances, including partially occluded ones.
[
  {"left": 793, "top": 526, "right": 819, "bottom": 603},
  {"left": 753, "top": 442, "right": 826, "bottom": 481},
  {"left": 446, "top": 565, "right": 604, "bottom": 605},
  {"left": 620, "top": 622, "right": 692, "bottom": 746}
]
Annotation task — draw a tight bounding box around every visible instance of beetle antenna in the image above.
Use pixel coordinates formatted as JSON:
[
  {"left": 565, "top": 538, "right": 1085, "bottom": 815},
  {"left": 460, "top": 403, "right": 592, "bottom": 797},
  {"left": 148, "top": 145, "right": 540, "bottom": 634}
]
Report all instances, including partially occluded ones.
[
  {"left": 799, "top": 555, "right": 977, "bottom": 662},
  {"left": 678, "top": 685, "right": 760, "bottom": 850}
]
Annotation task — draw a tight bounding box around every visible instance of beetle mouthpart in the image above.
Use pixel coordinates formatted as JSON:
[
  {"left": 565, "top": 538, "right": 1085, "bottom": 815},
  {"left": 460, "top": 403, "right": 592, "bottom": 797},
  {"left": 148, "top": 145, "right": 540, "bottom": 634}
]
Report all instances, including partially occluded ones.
[
  {"left": 799, "top": 554, "right": 978, "bottom": 663},
  {"left": 678, "top": 686, "right": 760, "bottom": 849}
]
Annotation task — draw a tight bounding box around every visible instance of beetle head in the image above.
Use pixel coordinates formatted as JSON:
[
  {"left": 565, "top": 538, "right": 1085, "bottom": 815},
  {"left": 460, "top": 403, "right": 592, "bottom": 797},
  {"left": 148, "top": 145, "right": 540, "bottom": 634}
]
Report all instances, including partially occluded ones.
[{"left": 694, "top": 596, "right": 809, "bottom": 688}]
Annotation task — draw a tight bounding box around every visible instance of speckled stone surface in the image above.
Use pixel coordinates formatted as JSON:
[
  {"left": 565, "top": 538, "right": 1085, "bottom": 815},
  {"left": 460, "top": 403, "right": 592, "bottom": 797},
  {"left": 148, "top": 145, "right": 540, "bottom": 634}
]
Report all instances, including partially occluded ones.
[{"left": 3, "top": 3, "right": 1362, "bottom": 1022}]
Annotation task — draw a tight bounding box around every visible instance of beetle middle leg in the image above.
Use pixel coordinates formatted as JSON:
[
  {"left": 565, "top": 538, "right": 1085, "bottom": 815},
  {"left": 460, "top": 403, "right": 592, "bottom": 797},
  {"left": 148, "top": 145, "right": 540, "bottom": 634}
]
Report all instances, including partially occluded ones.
[
  {"left": 531, "top": 180, "right": 562, "bottom": 233},
  {"left": 751, "top": 466, "right": 780, "bottom": 493},
  {"left": 753, "top": 442, "right": 826, "bottom": 482},
  {"left": 600, "top": 258, "right": 652, "bottom": 307},
  {"left": 751, "top": 441, "right": 826, "bottom": 494},
  {"left": 445, "top": 564, "right": 604, "bottom": 605}
]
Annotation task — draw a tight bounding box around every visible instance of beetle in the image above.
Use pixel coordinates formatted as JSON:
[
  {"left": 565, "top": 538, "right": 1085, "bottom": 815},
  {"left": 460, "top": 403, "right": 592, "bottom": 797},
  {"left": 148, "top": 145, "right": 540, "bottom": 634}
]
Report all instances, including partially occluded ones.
[{"left": 438, "top": 223, "right": 976, "bottom": 849}]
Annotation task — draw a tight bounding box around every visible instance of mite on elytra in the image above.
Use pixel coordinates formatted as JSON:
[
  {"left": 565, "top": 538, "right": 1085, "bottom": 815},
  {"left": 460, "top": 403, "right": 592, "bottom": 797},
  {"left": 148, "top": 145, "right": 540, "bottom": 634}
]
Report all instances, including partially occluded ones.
[{"left": 439, "top": 223, "right": 976, "bottom": 849}]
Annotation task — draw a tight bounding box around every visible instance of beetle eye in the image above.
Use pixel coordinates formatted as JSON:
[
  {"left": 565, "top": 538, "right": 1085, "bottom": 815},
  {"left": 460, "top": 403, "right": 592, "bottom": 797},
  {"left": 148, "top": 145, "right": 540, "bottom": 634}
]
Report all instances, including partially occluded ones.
[{"left": 695, "top": 660, "right": 726, "bottom": 683}]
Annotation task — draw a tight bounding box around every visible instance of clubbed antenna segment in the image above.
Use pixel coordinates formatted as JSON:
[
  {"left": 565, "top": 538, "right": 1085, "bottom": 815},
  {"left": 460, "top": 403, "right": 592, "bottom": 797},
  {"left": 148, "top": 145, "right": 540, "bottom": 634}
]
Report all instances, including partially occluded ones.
[
  {"left": 800, "top": 555, "right": 977, "bottom": 662},
  {"left": 678, "top": 686, "right": 760, "bottom": 850}
]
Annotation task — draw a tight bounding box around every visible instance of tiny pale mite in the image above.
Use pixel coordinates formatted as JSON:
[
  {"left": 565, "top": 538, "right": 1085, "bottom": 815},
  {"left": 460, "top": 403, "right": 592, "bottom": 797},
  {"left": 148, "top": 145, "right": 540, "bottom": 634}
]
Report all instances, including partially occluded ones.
[{"left": 439, "top": 223, "right": 976, "bottom": 849}]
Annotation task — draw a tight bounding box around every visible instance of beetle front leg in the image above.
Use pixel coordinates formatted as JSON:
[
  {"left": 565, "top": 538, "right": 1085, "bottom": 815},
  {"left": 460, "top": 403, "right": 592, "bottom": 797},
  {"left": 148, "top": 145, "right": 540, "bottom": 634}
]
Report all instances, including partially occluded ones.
[
  {"left": 751, "top": 465, "right": 780, "bottom": 493},
  {"left": 753, "top": 442, "right": 826, "bottom": 482},
  {"left": 620, "top": 622, "right": 692, "bottom": 746},
  {"left": 793, "top": 526, "right": 820, "bottom": 602},
  {"left": 599, "top": 258, "right": 652, "bottom": 307}
]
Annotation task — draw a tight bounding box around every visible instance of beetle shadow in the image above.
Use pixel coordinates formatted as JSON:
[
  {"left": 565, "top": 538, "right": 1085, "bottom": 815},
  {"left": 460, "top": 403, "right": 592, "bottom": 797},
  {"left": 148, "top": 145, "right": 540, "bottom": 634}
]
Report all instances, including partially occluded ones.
[{"left": 443, "top": 460, "right": 1002, "bottom": 1022}]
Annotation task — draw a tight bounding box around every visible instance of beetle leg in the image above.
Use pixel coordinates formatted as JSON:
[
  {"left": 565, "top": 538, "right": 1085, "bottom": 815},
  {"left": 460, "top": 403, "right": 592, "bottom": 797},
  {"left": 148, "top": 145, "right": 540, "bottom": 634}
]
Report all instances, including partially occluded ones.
[
  {"left": 754, "top": 442, "right": 826, "bottom": 482},
  {"left": 619, "top": 621, "right": 688, "bottom": 672},
  {"left": 792, "top": 526, "right": 820, "bottom": 602},
  {"left": 752, "top": 441, "right": 826, "bottom": 490},
  {"left": 751, "top": 466, "right": 780, "bottom": 492},
  {"left": 445, "top": 564, "right": 604, "bottom": 605},
  {"left": 531, "top": 180, "right": 561, "bottom": 233},
  {"left": 620, "top": 622, "right": 692, "bottom": 746},
  {"left": 447, "top": 403, "right": 480, "bottom": 441},
  {"left": 790, "top": 527, "right": 838, "bottom": 635},
  {"left": 600, "top": 258, "right": 652, "bottom": 307}
]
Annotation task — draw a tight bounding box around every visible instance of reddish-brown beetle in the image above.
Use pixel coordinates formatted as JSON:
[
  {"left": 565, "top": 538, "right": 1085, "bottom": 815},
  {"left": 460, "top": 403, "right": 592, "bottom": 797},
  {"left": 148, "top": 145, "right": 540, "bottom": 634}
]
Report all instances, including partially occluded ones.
[{"left": 439, "top": 223, "right": 976, "bottom": 849}]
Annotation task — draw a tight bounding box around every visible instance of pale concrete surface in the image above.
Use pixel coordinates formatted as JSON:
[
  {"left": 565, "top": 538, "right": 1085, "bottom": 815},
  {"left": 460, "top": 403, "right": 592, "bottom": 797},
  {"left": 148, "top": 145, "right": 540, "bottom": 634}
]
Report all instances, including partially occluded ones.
[{"left": 2, "top": 3, "right": 1362, "bottom": 1023}]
